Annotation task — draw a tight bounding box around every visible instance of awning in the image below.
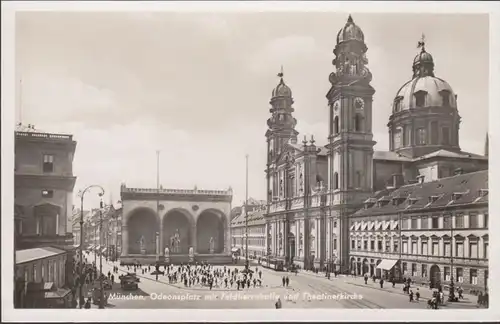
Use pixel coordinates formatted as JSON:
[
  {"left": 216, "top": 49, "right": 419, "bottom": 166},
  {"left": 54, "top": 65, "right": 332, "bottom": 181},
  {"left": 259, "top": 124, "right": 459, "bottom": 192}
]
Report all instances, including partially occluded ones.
[
  {"left": 95, "top": 245, "right": 101, "bottom": 250},
  {"left": 87, "top": 245, "right": 95, "bottom": 250},
  {"left": 376, "top": 259, "right": 398, "bottom": 271},
  {"left": 101, "top": 248, "right": 107, "bottom": 253},
  {"left": 231, "top": 247, "right": 240, "bottom": 253}
]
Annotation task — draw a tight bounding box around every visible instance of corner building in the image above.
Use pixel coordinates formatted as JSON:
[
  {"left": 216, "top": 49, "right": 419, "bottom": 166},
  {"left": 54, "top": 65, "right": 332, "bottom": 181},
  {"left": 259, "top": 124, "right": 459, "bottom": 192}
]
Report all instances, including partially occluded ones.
[{"left": 264, "top": 15, "right": 488, "bottom": 285}]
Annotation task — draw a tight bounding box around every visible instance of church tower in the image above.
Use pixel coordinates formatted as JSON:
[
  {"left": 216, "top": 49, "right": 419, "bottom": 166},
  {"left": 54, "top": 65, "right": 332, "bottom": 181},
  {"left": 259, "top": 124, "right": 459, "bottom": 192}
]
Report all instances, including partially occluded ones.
[
  {"left": 325, "top": 15, "right": 376, "bottom": 272},
  {"left": 265, "top": 69, "right": 299, "bottom": 202}
]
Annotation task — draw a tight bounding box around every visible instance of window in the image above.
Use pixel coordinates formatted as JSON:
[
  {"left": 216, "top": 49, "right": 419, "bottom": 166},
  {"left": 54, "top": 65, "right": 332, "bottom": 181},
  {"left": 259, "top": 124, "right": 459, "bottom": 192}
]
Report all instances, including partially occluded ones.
[
  {"left": 470, "top": 269, "right": 478, "bottom": 285},
  {"left": 378, "top": 239, "right": 383, "bottom": 251},
  {"left": 441, "top": 91, "right": 450, "bottom": 106},
  {"left": 484, "top": 241, "right": 489, "bottom": 259},
  {"left": 363, "top": 240, "right": 368, "bottom": 250},
  {"left": 485, "top": 270, "right": 489, "bottom": 289},
  {"left": 412, "top": 263, "right": 417, "bottom": 276},
  {"left": 333, "top": 221, "right": 337, "bottom": 228},
  {"left": 402, "top": 262, "right": 408, "bottom": 275},
  {"left": 411, "top": 218, "right": 418, "bottom": 229},
  {"left": 469, "top": 240, "right": 478, "bottom": 258},
  {"left": 334, "top": 116, "right": 339, "bottom": 135},
  {"left": 333, "top": 173, "right": 339, "bottom": 190},
  {"left": 394, "top": 129, "right": 402, "bottom": 149},
  {"left": 357, "top": 239, "right": 361, "bottom": 250},
  {"left": 444, "top": 267, "right": 451, "bottom": 281},
  {"left": 456, "top": 268, "right": 463, "bottom": 283},
  {"left": 431, "top": 216, "right": 439, "bottom": 229},
  {"left": 403, "top": 241, "right": 408, "bottom": 254},
  {"left": 432, "top": 241, "right": 439, "bottom": 256},
  {"left": 43, "top": 154, "right": 54, "bottom": 173},
  {"left": 385, "top": 239, "right": 390, "bottom": 252},
  {"left": 393, "top": 241, "right": 399, "bottom": 253},
  {"left": 456, "top": 241, "right": 464, "bottom": 258},
  {"left": 483, "top": 213, "right": 488, "bottom": 228},
  {"left": 414, "top": 91, "right": 426, "bottom": 107},
  {"left": 422, "top": 264, "right": 428, "bottom": 277},
  {"left": 41, "top": 262, "right": 45, "bottom": 281},
  {"left": 469, "top": 213, "right": 478, "bottom": 228},
  {"left": 430, "top": 121, "right": 439, "bottom": 145},
  {"left": 354, "top": 114, "right": 363, "bottom": 132},
  {"left": 33, "top": 264, "right": 37, "bottom": 282},
  {"left": 394, "top": 98, "right": 402, "bottom": 112},
  {"left": 351, "top": 240, "right": 355, "bottom": 249},
  {"left": 442, "top": 127, "right": 450, "bottom": 145},
  {"left": 421, "top": 216, "right": 428, "bottom": 229},
  {"left": 333, "top": 238, "right": 337, "bottom": 250},
  {"left": 41, "top": 189, "right": 54, "bottom": 198},
  {"left": 416, "top": 128, "right": 426, "bottom": 145},
  {"left": 422, "top": 241, "right": 428, "bottom": 255},
  {"left": 444, "top": 242, "right": 451, "bottom": 257},
  {"left": 443, "top": 215, "right": 451, "bottom": 229},
  {"left": 402, "top": 218, "right": 409, "bottom": 229},
  {"left": 408, "top": 240, "right": 416, "bottom": 254},
  {"left": 370, "top": 240, "right": 375, "bottom": 251},
  {"left": 455, "top": 213, "right": 464, "bottom": 228}
]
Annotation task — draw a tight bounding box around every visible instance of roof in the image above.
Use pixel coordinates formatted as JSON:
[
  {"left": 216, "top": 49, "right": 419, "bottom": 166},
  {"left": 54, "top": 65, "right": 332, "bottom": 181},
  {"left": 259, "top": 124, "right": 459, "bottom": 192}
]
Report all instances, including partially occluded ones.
[
  {"left": 353, "top": 170, "right": 488, "bottom": 217},
  {"left": 394, "top": 76, "right": 456, "bottom": 111},
  {"left": 16, "top": 247, "right": 66, "bottom": 265},
  {"left": 414, "top": 149, "right": 487, "bottom": 161},
  {"left": 230, "top": 206, "right": 242, "bottom": 220},
  {"left": 231, "top": 209, "right": 266, "bottom": 227},
  {"left": 374, "top": 151, "right": 412, "bottom": 162}
]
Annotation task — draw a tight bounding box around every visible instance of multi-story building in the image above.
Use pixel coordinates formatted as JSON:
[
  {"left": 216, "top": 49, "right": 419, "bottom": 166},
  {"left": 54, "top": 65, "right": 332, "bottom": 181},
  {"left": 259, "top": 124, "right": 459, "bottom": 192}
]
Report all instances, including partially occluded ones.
[
  {"left": 14, "top": 123, "right": 77, "bottom": 307},
  {"left": 264, "top": 15, "right": 488, "bottom": 279},
  {"left": 350, "top": 170, "right": 488, "bottom": 292},
  {"left": 230, "top": 201, "right": 267, "bottom": 259}
]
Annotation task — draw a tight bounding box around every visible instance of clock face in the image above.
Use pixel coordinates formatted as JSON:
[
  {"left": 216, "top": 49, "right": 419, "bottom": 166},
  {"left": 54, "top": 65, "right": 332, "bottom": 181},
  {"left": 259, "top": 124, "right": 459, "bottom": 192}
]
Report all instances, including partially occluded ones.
[
  {"left": 333, "top": 100, "right": 340, "bottom": 111},
  {"left": 354, "top": 97, "right": 365, "bottom": 110}
]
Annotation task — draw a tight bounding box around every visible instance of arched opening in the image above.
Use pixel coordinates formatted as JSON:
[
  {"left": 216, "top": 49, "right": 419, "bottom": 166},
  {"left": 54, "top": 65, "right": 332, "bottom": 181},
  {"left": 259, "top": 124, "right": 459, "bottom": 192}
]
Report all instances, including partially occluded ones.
[
  {"left": 334, "top": 116, "right": 339, "bottom": 134},
  {"left": 196, "top": 210, "right": 225, "bottom": 254},
  {"left": 333, "top": 172, "right": 339, "bottom": 190},
  {"left": 288, "top": 233, "right": 296, "bottom": 263},
  {"left": 350, "top": 257, "right": 356, "bottom": 274},
  {"left": 354, "top": 114, "right": 363, "bottom": 132},
  {"left": 163, "top": 209, "right": 193, "bottom": 254},
  {"left": 362, "top": 258, "right": 369, "bottom": 276},
  {"left": 33, "top": 203, "right": 61, "bottom": 235},
  {"left": 429, "top": 264, "right": 441, "bottom": 289},
  {"left": 127, "top": 208, "right": 159, "bottom": 255}
]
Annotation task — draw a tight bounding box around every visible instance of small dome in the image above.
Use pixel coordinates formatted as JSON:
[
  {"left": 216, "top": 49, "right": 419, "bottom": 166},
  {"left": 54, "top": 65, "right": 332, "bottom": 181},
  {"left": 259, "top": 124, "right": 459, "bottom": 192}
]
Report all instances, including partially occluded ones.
[
  {"left": 336, "top": 15, "right": 364, "bottom": 44},
  {"left": 272, "top": 78, "right": 292, "bottom": 98},
  {"left": 393, "top": 76, "right": 456, "bottom": 111},
  {"left": 413, "top": 50, "right": 434, "bottom": 66}
]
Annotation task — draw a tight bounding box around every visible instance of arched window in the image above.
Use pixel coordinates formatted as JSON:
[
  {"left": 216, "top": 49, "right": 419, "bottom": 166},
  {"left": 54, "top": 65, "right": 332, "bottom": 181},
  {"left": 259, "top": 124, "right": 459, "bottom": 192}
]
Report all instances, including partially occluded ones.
[
  {"left": 354, "top": 114, "right": 363, "bottom": 132},
  {"left": 394, "top": 97, "right": 403, "bottom": 112},
  {"left": 334, "top": 116, "right": 339, "bottom": 134},
  {"left": 333, "top": 172, "right": 339, "bottom": 190},
  {"left": 430, "top": 121, "right": 439, "bottom": 145},
  {"left": 414, "top": 91, "right": 427, "bottom": 108},
  {"left": 441, "top": 90, "right": 451, "bottom": 106}
]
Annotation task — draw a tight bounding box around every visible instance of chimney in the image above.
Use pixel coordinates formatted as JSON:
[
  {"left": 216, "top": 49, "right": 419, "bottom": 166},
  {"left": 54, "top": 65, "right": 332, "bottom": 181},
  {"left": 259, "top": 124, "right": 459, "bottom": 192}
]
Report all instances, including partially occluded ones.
[
  {"left": 392, "top": 174, "right": 404, "bottom": 188},
  {"left": 416, "top": 175, "right": 425, "bottom": 184},
  {"left": 454, "top": 168, "right": 463, "bottom": 176}
]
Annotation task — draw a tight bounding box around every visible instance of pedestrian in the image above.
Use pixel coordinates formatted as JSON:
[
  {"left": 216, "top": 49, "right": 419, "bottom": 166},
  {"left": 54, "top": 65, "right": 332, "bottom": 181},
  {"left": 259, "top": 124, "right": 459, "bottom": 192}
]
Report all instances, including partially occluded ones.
[
  {"left": 439, "top": 290, "right": 444, "bottom": 305},
  {"left": 477, "top": 291, "right": 483, "bottom": 307},
  {"left": 415, "top": 288, "right": 420, "bottom": 302},
  {"left": 259, "top": 270, "right": 262, "bottom": 279},
  {"left": 285, "top": 276, "right": 290, "bottom": 287},
  {"left": 458, "top": 287, "right": 464, "bottom": 299},
  {"left": 275, "top": 298, "right": 282, "bottom": 309},
  {"left": 364, "top": 274, "right": 368, "bottom": 284},
  {"left": 282, "top": 276, "right": 286, "bottom": 287},
  {"left": 111, "top": 274, "right": 114, "bottom": 283},
  {"left": 409, "top": 290, "right": 414, "bottom": 302},
  {"left": 379, "top": 278, "right": 384, "bottom": 288},
  {"left": 84, "top": 297, "right": 91, "bottom": 309}
]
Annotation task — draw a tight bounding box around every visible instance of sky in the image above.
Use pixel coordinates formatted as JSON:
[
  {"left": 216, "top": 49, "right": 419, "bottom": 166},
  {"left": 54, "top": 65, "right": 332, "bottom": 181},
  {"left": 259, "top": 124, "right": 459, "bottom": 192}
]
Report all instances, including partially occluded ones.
[{"left": 14, "top": 11, "right": 489, "bottom": 210}]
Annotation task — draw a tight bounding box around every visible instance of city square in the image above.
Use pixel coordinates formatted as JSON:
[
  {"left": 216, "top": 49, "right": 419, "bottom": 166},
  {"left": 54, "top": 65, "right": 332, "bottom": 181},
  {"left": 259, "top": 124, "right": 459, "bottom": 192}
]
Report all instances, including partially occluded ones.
[{"left": 8, "top": 5, "right": 491, "bottom": 314}]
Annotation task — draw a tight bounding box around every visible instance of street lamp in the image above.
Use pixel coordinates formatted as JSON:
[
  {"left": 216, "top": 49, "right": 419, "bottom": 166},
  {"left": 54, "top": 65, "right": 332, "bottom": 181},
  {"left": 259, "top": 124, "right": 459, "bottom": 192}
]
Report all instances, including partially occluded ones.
[
  {"left": 245, "top": 154, "right": 249, "bottom": 270},
  {"left": 78, "top": 184, "right": 105, "bottom": 309},
  {"left": 448, "top": 214, "right": 456, "bottom": 302}
]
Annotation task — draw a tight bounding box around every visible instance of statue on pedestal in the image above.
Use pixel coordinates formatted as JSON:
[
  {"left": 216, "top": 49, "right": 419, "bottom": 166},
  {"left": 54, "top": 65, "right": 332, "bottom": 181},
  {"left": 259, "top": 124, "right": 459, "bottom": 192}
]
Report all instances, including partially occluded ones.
[
  {"left": 139, "top": 235, "right": 146, "bottom": 255},
  {"left": 164, "top": 247, "right": 170, "bottom": 258},
  {"left": 189, "top": 246, "right": 194, "bottom": 262},
  {"left": 170, "top": 229, "right": 181, "bottom": 253},
  {"left": 209, "top": 237, "right": 215, "bottom": 254}
]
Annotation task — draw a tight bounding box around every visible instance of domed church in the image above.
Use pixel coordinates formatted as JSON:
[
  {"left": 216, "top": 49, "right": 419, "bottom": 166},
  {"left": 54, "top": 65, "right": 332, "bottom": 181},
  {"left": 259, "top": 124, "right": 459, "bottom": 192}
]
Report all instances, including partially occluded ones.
[{"left": 263, "top": 15, "right": 488, "bottom": 292}]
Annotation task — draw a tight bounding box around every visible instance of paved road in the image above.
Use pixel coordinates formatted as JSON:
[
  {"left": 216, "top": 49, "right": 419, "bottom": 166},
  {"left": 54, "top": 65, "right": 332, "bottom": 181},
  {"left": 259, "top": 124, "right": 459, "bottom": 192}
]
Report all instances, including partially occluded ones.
[{"left": 87, "top": 255, "right": 477, "bottom": 309}]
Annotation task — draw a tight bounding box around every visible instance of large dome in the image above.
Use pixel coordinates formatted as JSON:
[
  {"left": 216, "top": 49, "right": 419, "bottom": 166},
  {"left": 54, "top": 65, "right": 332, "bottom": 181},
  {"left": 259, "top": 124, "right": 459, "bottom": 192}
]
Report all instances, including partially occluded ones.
[
  {"left": 336, "top": 15, "right": 364, "bottom": 44},
  {"left": 393, "top": 76, "right": 456, "bottom": 111}
]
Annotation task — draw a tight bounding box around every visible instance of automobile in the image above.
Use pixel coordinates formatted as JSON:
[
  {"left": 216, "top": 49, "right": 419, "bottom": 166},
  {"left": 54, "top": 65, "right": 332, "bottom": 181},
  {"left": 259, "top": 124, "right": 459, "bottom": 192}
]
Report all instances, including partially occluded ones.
[
  {"left": 121, "top": 278, "right": 139, "bottom": 290},
  {"left": 90, "top": 288, "right": 109, "bottom": 305},
  {"left": 119, "top": 273, "right": 140, "bottom": 283},
  {"left": 103, "top": 278, "right": 113, "bottom": 290}
]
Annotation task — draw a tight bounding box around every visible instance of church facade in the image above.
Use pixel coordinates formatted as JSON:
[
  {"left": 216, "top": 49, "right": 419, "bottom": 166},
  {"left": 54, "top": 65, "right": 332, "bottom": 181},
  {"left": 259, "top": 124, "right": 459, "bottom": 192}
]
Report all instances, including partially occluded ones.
[{"left": 264, "top": 15, "right": 488, "bottom": 277}]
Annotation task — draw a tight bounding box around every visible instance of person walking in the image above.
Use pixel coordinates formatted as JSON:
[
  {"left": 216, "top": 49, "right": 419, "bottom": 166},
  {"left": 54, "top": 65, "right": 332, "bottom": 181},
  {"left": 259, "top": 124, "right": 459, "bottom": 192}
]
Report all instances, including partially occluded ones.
[
  {"left": 409, "top": 290, "right": 414, "bottom": 302},
  {"left": 379, "top": 278, "right": 384, "bottom": 288},
  {"left": 415, "top": 288, "right": 420, "bottom": 302},
  {"left": 275, "top": 298, "right": 282, "bottom": 309},
  {"left": 458, "top": 286, "right": 464, "bottom": 299},
  {"left": 285, "top": 276, "right": 290, "bottom": 287},
  {"left": 364, "top": 274, "right": 368, "bottom": 284},
  {"left": 282, "top": 276, "right": 286, "bottom": 287}
]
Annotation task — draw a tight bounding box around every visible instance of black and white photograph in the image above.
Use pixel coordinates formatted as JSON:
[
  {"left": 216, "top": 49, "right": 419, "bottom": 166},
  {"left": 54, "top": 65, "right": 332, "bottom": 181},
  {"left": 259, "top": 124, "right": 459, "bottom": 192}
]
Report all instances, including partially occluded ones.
[{"left": 2, "top": 1, "right": 499, "bottom": 322}]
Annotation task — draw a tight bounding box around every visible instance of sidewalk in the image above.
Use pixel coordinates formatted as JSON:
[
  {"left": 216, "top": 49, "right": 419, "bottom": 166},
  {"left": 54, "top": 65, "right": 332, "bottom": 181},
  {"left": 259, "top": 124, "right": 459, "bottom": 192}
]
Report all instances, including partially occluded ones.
[{"left": 343, "top": 276, "right": 475, "bottom": 305}]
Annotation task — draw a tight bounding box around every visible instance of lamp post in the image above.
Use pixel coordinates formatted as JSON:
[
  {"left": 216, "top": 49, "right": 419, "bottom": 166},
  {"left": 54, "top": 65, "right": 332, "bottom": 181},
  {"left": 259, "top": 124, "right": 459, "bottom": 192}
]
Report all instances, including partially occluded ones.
[
  {"left": 98, "top": 200, "right": 105, "bottom": 309},
  {"left": 78, "top": 185, "right": 105, "bottom": 309},
  {"left": 448, "top": 215, "right": 456, "bottom": 302},
  {"left": 245, "top": 154, "right": 249, "bottom": 270}
]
